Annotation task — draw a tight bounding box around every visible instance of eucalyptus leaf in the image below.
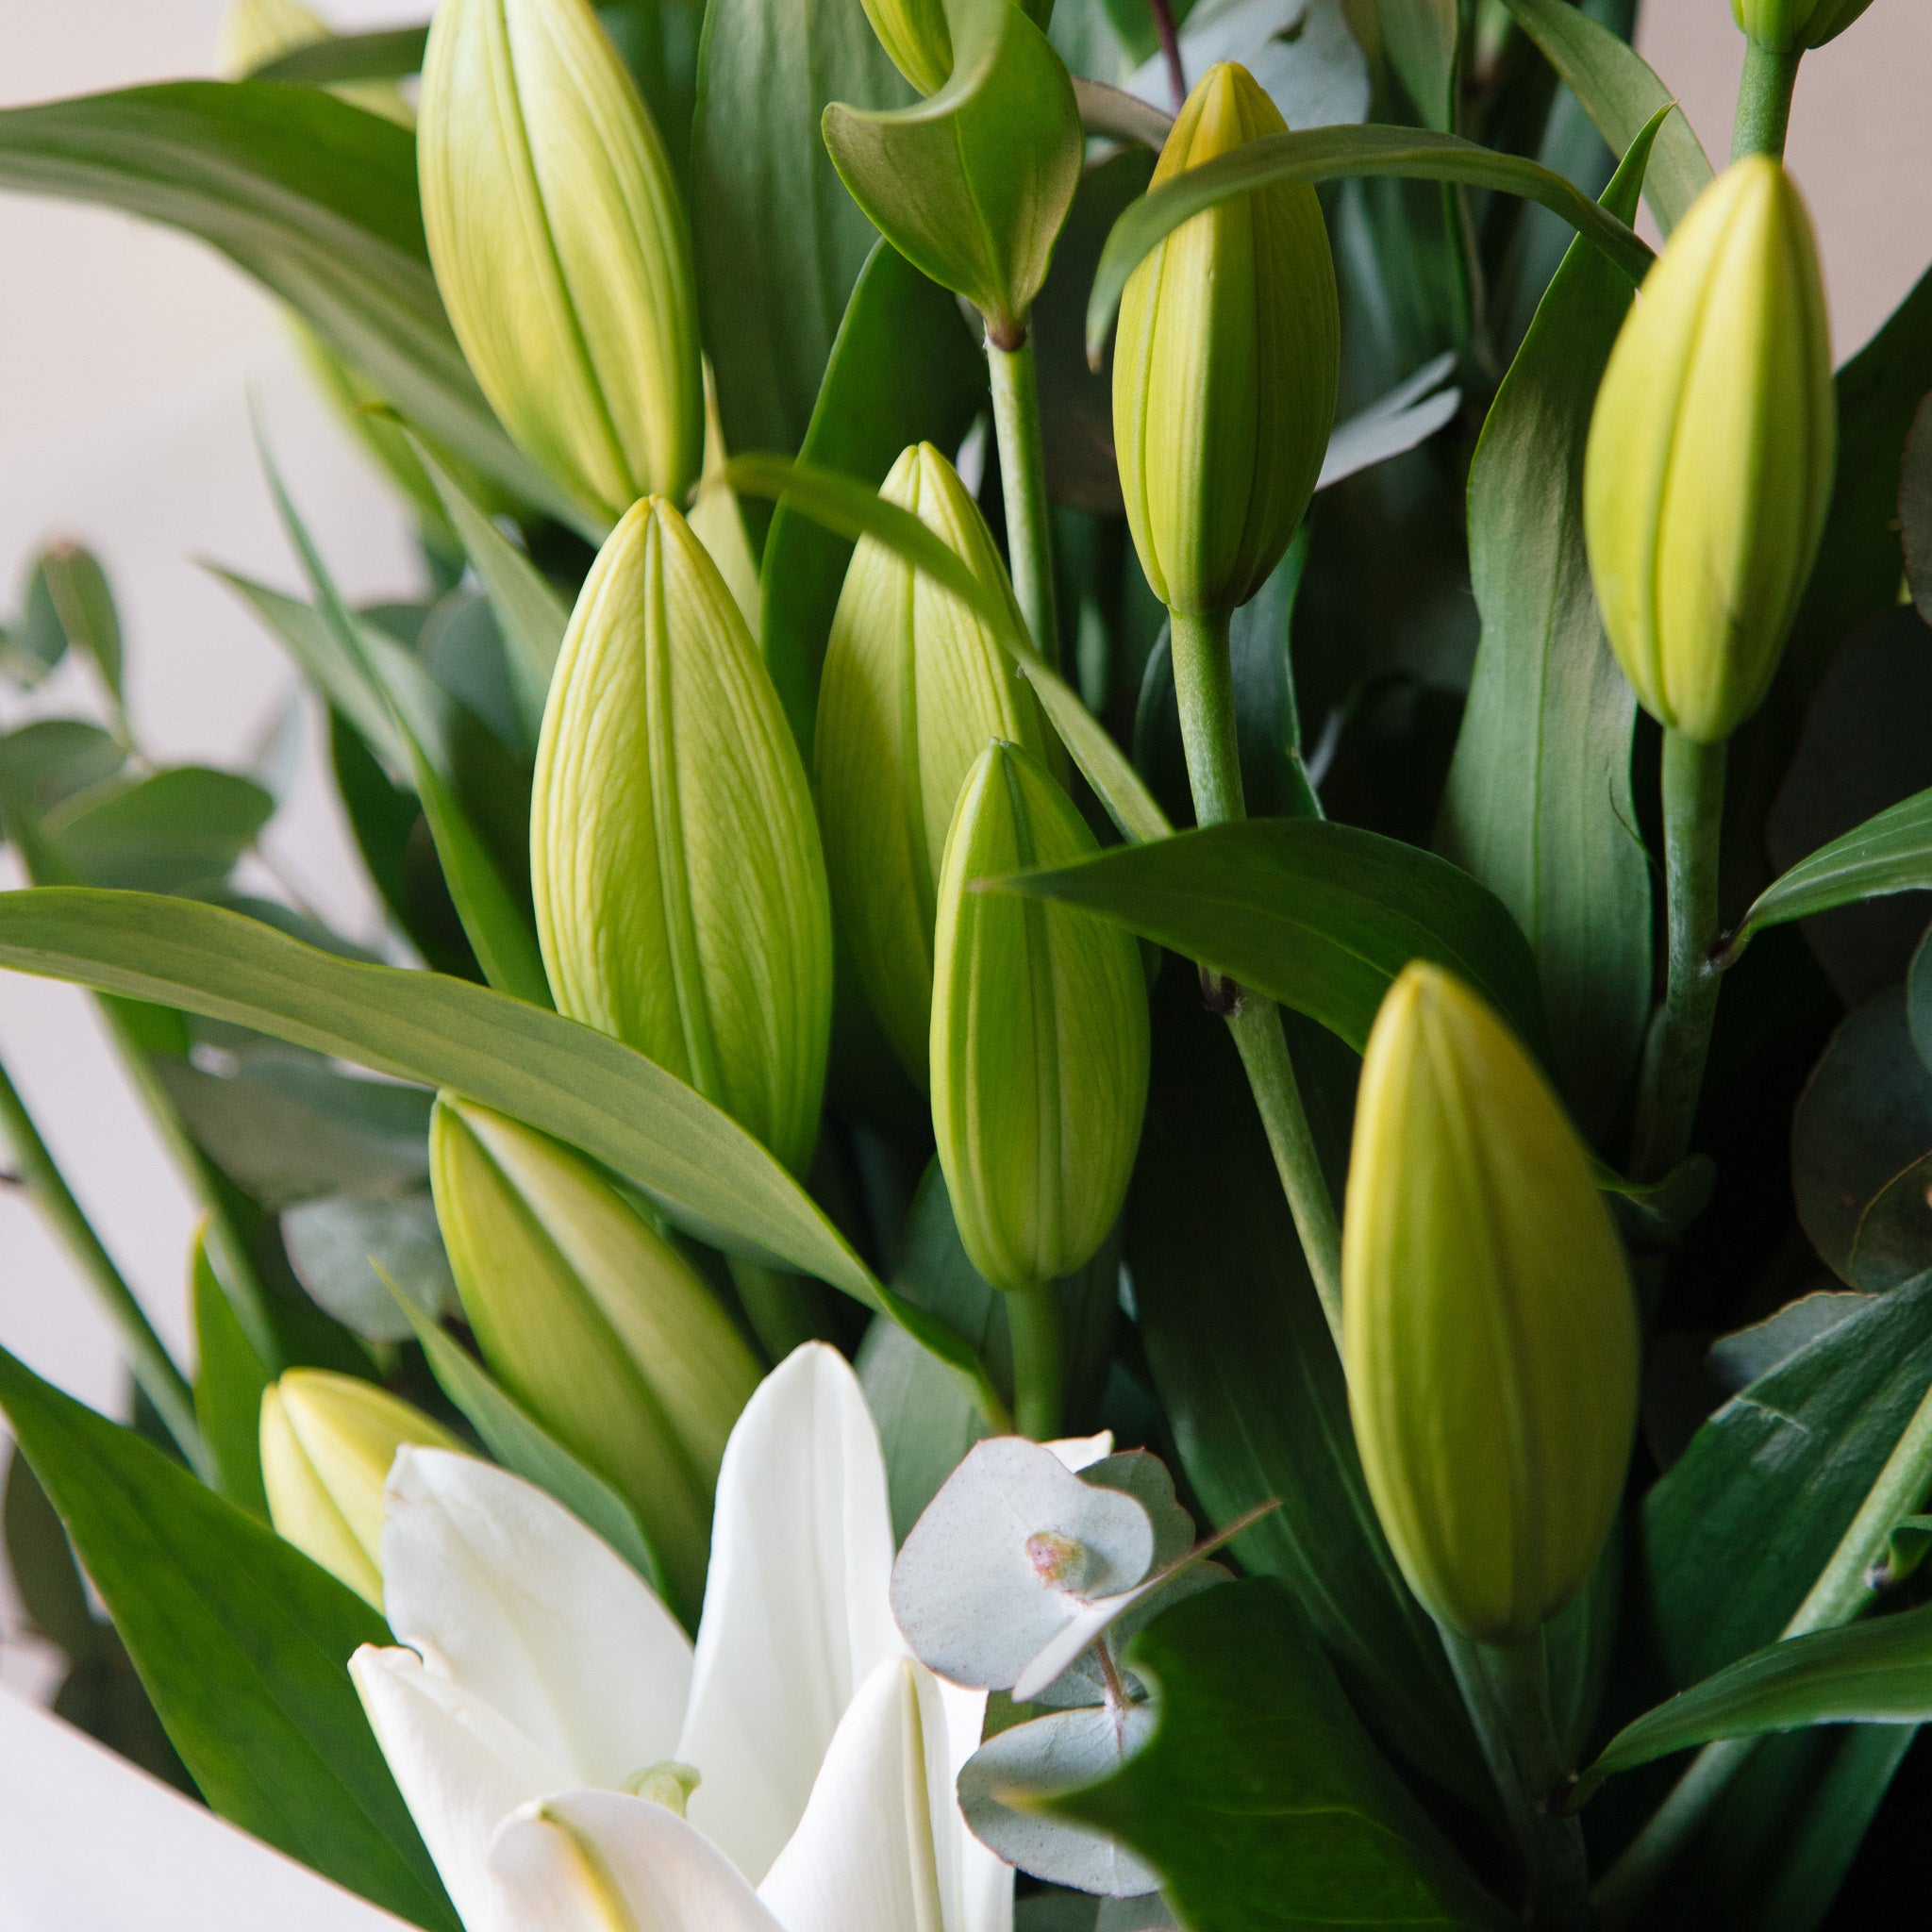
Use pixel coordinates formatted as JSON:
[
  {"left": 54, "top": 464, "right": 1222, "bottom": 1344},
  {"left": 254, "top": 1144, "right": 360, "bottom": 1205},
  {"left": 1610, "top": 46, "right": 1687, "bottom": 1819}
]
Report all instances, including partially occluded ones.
[
  {"left": 1378, "top": 0, "right": 1457, "bottom": 129},
  {"left": 285, "top": 1193, "right": 457, "bottom": 1342},
  {"left": 1707, "top": 1292, "right": 1874, "bottom": 1396},
  {"left": 43, "top": 767, "right": 273, "bottom": 896},
  {"left": 0, "top": 719, "right": 125, "bottom": 818},
  {"left": 34, "top": 543, "right": 124, "bottom": 711},
  {"left": 1119, "top": 0, "right": 1370, "bottom": 133},
  {"left": 192, "top": 1232, "right": 273, "bottom": 1522},
  {"left": 249, "top": 25, "right": 430, "bottom": 84}
]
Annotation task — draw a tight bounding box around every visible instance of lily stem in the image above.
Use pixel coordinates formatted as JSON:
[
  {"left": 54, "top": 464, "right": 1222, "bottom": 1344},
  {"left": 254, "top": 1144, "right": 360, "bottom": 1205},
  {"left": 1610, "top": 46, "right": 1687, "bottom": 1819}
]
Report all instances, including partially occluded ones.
[
  {"left": 727, "top": 1256, "right": 836, "bottom": 1364},
  {"left": 1168, "top": 607, "right": 1344, "bottom": 1343},
  {"left": 1732, "top": 38, "right": 1803, "bottom": 162},
  {"left": 986, "top": 325, "right": 1061, "bottom": 670},
  {"left": 1008, "top": 1284, "right": 1064, "bottom": 1440},
  {"left": 1630, "top": 730, "right": 1726, "bottom": 1184}
]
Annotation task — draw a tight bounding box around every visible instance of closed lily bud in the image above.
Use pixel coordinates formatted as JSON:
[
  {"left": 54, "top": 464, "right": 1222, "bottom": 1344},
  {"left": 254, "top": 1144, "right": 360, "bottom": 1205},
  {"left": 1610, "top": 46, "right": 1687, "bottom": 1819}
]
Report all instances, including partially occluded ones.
[
  {"left": 816, "top": 442, "right": 1051, "bottom": 1085},
  {"left": 429, "top": 1094, "right": 762, "bottom": 1619},
  {"left": 930, "top": 741, "right": 1150, "bottom": 1293},
  {"left": 1733, "top": 0, "right": 1874, "bottom": 50},
  {"left": 259, "top": 1370, "right": 461, "bottom": 1609},
  {"left": 1112, "top": 61, "right": 1340, "bottom": 617},
  {"left": 1584, "top": 157, "right": 1834, "bottom": 744},
  {"left": 1342, "top": 964, "right": 1639, "bottom": 1645},
  {"left": 532, "top": 496, "right": 833, "bottom": 1175},
  {"left": 859, "top": 0, "right": 1057, "bottom": 96},
  {"left": 419, "top": 0, "right": 703, "bottom": 525}
]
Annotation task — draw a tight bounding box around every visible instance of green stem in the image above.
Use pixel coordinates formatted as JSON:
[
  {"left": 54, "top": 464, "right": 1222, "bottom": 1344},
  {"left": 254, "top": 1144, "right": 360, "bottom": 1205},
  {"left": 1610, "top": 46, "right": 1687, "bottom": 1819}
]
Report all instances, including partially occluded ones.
[
  {"left": 0, "top": 1056, "right": 208, "bottom": 1476},
  {"left": 1593, "top": 1375, "right": 1932, "bottom": 1925},
  {"left": 1169, "top": 608, "right": 1345, "bottom": 1341},
  {"left": 986, "top": 326, "right": 1060, "bottom": 669},
  {"left": 1442, "top": 1628, "right": 1591, "bottom": 1931},
  {"left": 1631, "top": 731, "right": 1726, "bottom": 1183},
  {"left": 1007, "top": 1285, "right": 1064, "bottom": 1440},
  {"left": 726, "top": 1256, "right": 836, "bottom": 1363},
  {"left": 1731, "top": 38, "right": 1803, "bottom": 161}
]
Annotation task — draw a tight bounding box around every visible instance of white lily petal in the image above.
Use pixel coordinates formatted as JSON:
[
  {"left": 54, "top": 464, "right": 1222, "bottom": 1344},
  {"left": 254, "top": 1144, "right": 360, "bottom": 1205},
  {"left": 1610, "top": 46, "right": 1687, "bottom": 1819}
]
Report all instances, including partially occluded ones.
[
  {"left": 351, "top": 1644, "right": 569, "bottom": 1932},
  {"left": 935, "top": 1680, "right": 1013, "bottom": 1932},
  {"left": 488, "top": 1788, "right": 785, "bottom": 1932},
  {"left": 383, "top": 1447, "right": 692, "bottom": 1786},
  {"left": 1046, "top": 1432, "right": 1113, "bottom": 1474},
  {"left": 677, "top": 1343, "right": 902, "bottom": 1882}
]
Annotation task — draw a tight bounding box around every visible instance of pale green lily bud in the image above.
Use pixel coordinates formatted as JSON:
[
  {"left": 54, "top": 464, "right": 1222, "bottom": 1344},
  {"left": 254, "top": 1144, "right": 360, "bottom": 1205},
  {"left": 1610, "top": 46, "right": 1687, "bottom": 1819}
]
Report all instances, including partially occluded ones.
[
  {"left": 1732, "top": 0, "right": 1874, "bottom": 50},
  {"left": 858, "top": 0, "right": 1057, "bottom": 96},
  {"left": 429, "top": 1093, "right": 762, "bottom": 1619},
  {"left": 532, "top": 497, "right": 833, "bottom": 1174},
  {"left": 816, "top": 442, "right": 1050, "bottom": 1086},
  {"left": 259, "top": 1370, "right": 461, "bottom": 1609},
  {"left": 217, "top": 0, "right": 413, "bottom": 124},
  {"left": 1112, "top": 61, "right": 1340, "bottom": 618},
  {"left": 1584, "top": 157, "right": 1834, "bottom": 744},
  {"left": 930, "top": 741, "right": 1150, "bottom": 1293},
  {"left": 419, "top": 0, "right": 703, "bottom": 525},
  {"left": 1342, "top": 963, "right": 1638, "bottom": 1645}
]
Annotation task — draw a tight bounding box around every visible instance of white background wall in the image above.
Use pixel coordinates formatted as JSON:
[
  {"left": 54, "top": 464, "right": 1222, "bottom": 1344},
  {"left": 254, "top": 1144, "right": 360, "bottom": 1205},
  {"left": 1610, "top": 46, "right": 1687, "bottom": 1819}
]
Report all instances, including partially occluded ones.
[{"left": 0, "top": 0, "right": 1927, "bottom": 1689}]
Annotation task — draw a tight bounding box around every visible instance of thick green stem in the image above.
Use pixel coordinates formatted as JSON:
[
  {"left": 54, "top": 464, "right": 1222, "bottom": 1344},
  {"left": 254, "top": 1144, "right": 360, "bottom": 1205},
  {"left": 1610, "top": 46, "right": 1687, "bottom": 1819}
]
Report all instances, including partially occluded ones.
[
  {"left": 1594, "top": 1375, "right": 1932, "bottom": 1925},
  {"left": 987, "top": 327, "right": 1060, "bottom": 670},
  {"left": 1732, "top": 38, "right": 1803, "bottom": 161},
  {"left": 727, "top": 1256, "right": 835, "bottom": 1363},
  {"left": 1169, "top": 608, "right": 1345, "bottom": 1341},
  {"left": 1007, "top": 1285, "right": 1064, "bottom": 1440},
  {"left": 1631, "top": 732, "right": 1726, "bottom": 1183},
  {"left": 0, "top": 1056, "right": 208, "bottom": 1475},
  {"left": 1443, "top": 1628, "right": 1591, "bottom": 1931}
]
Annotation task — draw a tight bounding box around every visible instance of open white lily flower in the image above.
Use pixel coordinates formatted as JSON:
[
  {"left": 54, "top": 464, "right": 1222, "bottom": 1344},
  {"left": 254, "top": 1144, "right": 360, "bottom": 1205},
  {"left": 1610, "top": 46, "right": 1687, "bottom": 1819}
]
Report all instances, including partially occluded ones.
[{"left": 351, "top": 1343, "right": 1011, "bottom": 1932}]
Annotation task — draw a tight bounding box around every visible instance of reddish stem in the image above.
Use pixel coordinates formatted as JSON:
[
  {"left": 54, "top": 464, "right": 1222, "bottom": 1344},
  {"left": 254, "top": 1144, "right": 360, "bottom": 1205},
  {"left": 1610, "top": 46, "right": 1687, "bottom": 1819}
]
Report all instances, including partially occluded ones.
[{"left": 1148, "top": 0, "right": 1187, "bottom": 116}]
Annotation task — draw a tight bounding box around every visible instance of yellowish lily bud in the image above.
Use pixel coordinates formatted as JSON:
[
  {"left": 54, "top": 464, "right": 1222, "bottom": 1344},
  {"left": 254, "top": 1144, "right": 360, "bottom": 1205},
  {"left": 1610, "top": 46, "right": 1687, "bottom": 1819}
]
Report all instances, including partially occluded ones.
[
  {"left": 419, "top": 0, "right": 703, "bottom": 525},
  {"left": 816, "top": 442, "right": 1051, "bottom": 1085},
  {"left": 1112, "top": 61, "right": 1340, "bottom": 617},
  {"left": 858, "top": 0, "right": 1056, "bottom": 96},
  {"left": 429, "top": 1094, "right": 762, "bottom": 1620},
  {"left": 1584, "top": 157, "right": 1834, "bottom": 744},
  {"left": 258, "top": 1370, "right": 460, "bottom": 1609},
  {"left": 1342, "top": 964, "right": 1639, "bottom": 1645},
  {"left": 1732, "top": 0, "right": 1874, "bottom": 50},
  {"left": 217, "top": 0, "right": 413, "bottom": 124},
  {"left": 532, "top": 496, "right": 834, "bottom": 1176},
  {"left": 930, "top": 741, "right": 1150, "bottom": 1292}
]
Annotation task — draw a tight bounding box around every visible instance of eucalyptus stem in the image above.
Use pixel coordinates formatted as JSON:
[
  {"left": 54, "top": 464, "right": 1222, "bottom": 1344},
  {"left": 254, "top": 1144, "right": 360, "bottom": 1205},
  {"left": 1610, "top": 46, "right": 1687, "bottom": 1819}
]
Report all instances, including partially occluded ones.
[
  {"left": 1169, "top": 608, "right": 1344, "bottom": 1341},
  {"left": 1631, "top": 731, "right": 1726, "bottom": 1183},
  {"left": 1732, "top": 38, "right": 1803, "bottom": 161},
  {"left": 986, "top": 325, "right": 1061, "bottom": 669},
  {"left": 1594, "top": 1375, "right": 1932, "bottom": 1926},
  {"left": 727, "top": 1255, "right": 836, "bottom": 1363},
  {"left": 0, "top": 1056, "right": 208, "bottom": 1475},
  {"left": 1147, "top": 0, "right": 1187, "bottom": 115},
  {"left": 1007, "top": 1285, "right": 1064, "bottom": 1440},
  {"left": 1443, "top": 1628, "right": 1591, "bottom": 1931}
]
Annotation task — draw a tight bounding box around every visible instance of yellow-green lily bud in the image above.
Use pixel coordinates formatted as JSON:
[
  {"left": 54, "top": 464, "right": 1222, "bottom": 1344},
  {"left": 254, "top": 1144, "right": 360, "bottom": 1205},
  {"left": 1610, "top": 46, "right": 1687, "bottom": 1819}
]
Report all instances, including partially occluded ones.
[
  {"left": 429, "top": 1094, "right": 761, "bottom": 1619},
  {"left": 930, "top": 741, "right": 1150, "bottom": 1292},
  {"left": 218, "top": 0, "right": 414, "bottom": 124},
  {"left": 419, "top": 0, "right": 703, "bottom": 525},
  {"left": 532, "top": 496, "right": 834, "bottom": 1175},
  {"left": 1342, "top": 964, "right": 1639, "bottom": 1645},
  {"left": 816, "top": 442, "right": 1051, "bottom": 1086},
  {"left": 1732, "top": 0, "right": 1874, "bottom": 50},
  {"left": 858, "top": 0, "right": 1057, "bottom": 96},
  {"left": 1112, "top": 61, "right": 1340, "bottom": 618},
  {"left": 1584, "top": 157, "right": 1834, "bottom": 744},
  {"left": 258, "top": 1370, "right": 461, "bottom": 1609}
]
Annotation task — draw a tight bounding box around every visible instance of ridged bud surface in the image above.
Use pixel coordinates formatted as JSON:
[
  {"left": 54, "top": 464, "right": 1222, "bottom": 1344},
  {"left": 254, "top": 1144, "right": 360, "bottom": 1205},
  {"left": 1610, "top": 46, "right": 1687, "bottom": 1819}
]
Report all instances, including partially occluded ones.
[
  {"left": 1112, "top": 61, "right": 1340, "bottom": 616},
  {"left": 1342, "top": 964, "right": 1638, "bottom": 1644},
  {"left": 1732, "top": 0, "right": 1874, "bottom": 50}
]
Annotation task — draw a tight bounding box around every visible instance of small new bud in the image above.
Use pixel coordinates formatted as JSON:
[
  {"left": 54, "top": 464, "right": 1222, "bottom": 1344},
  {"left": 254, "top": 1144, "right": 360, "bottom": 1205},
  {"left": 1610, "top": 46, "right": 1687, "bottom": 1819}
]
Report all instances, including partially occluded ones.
[
  {"left": 1732, "top": 0, "right": 1874, "bottom": 51},
  {"left": 931, "top": 741, "right": 1150, "bottom": 1293},
  {"left": 1342, "top": 964, "right": 1639, "bottom": 1644},
  {"left": 532, "top": 496, "right": 833, "bottom": 1176},
  {"left": 1584, "top": 157, "right": 1834, "bottom": 744},
  {"left": 429, "top": 1094, "right": 762, "bottom": 1620},
  {"left": 419, "top": 0, "right": 703, "bottom": 525},
  {"left": 258, "top": 1371, "right": 460, "bottom": 1608},
  {"left": 1112, "top": 61, "right": 1340, "bottom": 617},
  {"left": 815, "top": 441, "right": 1050, "bottom": 1085}
]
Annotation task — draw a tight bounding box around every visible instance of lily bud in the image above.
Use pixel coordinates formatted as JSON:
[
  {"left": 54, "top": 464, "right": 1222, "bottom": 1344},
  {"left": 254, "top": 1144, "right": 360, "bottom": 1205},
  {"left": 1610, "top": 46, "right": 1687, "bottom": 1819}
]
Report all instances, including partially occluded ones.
[
  {"left": 815, "top": 442, "right": 1051, "bottom": 1085},
  {"left": 258, "top": 1370, "right": 460, "bottom": 1609},
  {"left": 858, "top": 0, "right": 1057, "bottom": 96},
  {"left": 419, "top": 0, "right": 703, "bottom": 525},
  {"left": 429, "top": 1093, "right": 762, "bottom": 1620},
  {"left": 1342, "top": 964, "right": 1638, "bottom": 1645},
  {"left": 1584, "top": 157, "right": 1834, "bottom": 744},
  {"left": 930, "top": 741, "right": 1150, "bottom": 1292},
  {"left": 532, "top": 496, "right": 833, "bottom": 1176},
  {"left": 1733, "top": 0, "right": 1874, "bottom": 50},
  {"left": 1112, "top": 61, "right": 1340, "bottom": 617}
]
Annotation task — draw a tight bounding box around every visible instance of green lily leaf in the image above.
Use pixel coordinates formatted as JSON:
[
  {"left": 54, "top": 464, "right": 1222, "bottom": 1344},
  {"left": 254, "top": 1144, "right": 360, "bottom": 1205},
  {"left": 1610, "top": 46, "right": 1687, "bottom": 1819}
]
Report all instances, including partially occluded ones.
[
  {"left": 1086, "top": 123, "right": 1655, "bottom": 361},
  {"left": 192, "top": 1231, "right": 274, "bottom": 1524},
  {"left": 989, "top": 817, "right": 1549, "bottom": 1060},
  {"left": 0, "top": 83, "right": 575, "bottom": 529},
  {"left": 0, "top": 1341, "right": 458, "bottom": 1932},
  {"left": 249, "top": 25, "right": 430, "bottom": 84},
  {"left": 1379, "top": 0, "right": 1458, "bottom": 130},
  {"left": 1496, "top": 0, "right": 1712, "bottom": 233},
  {"left": 824, "top": 0, "right": 1083, "bottom": 333}
]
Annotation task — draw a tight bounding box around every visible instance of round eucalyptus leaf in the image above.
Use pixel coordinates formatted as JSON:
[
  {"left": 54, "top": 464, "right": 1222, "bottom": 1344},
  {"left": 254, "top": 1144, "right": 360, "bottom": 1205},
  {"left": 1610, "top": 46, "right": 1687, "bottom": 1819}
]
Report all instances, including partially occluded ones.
[{"left": 283, "top": 1192, "right": 457, "bottom": 1342}]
